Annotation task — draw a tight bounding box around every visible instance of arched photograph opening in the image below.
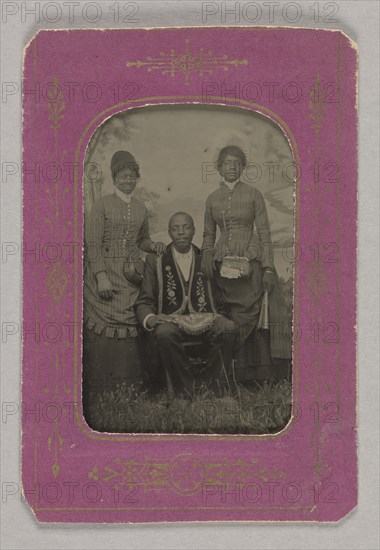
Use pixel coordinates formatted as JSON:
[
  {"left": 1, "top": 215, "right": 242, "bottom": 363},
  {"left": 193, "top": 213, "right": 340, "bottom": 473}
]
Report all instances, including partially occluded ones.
[{"left": 82, "top": 104, "right": 295, "bottom": 434}]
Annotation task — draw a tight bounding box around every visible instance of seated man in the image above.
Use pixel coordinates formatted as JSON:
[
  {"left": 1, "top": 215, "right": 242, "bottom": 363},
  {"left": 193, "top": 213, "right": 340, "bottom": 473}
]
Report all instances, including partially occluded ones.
[{"left": 135, "top": 212, "right": 236, "bottom": 396}]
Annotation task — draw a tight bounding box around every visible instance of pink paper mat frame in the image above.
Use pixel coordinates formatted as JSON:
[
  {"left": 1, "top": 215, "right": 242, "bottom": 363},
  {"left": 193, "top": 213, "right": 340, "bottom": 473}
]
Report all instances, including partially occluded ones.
[{"left": 22, "top": 27, "right": 357, "bottom": 523}]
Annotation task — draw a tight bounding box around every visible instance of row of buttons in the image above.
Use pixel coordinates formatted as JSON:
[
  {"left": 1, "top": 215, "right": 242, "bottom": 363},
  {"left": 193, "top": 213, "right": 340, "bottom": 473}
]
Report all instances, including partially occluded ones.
[
  {"left": 227, "top": 194, "right": 233, "bottom": 242},
  {"left": 122, "top": 203, "right": 131, "bottom": 252}
]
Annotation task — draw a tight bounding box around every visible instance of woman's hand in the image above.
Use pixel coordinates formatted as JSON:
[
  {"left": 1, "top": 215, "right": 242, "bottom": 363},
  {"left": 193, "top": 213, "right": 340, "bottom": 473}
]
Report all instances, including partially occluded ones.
[
  {"left": 263, "top": 270, "right": 275, "bottom": 294},
  {"left": 238, "top": 260, "right": 252, "bottom": 278},
  {"left": 96, "top": 272, "right": 113, "bottom": 299},
  {"left": 201, "top": 250, "right": 216, "bottom": 279},
  {"left": 151, "top": 242, "right": 166, "bottom": 255}
]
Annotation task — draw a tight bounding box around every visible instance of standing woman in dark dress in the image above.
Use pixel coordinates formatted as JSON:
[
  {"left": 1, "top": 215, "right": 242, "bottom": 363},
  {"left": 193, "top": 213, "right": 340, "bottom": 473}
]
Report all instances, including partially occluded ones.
[
  {"left": 201, "top": 145, "right": 291, "bottom": 380},
  {"left": 83, "top": 151, "right": 166, "bottom": 422}
]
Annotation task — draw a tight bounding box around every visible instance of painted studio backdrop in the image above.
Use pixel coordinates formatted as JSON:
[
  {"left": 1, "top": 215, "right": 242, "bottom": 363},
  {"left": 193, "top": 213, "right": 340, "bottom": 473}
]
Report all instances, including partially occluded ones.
[{"left": 84, "top": 105, "right": 294, "bottom": 280}]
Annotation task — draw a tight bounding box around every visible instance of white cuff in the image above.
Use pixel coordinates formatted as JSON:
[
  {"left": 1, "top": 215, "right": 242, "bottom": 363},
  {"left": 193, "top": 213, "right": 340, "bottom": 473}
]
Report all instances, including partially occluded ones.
[
  {"left": 143, "top": 313, "right": 156, "bottom": 332},
  {"left": 96, "top": 271, "right": 109, "bottom": 282}
]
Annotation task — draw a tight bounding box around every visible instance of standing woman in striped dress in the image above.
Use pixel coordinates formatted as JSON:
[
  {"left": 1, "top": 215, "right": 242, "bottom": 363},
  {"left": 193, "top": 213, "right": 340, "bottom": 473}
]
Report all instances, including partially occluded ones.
[
  {"left": 201, "top": 145, "right": 291, "bottom": 381},
  {"left": 82, "top": 151, "right": 166, "bottom": 421}
]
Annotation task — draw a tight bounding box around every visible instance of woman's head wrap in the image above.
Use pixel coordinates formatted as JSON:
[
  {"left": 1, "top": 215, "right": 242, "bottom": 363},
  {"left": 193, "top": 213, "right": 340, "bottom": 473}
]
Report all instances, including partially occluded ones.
[{"left": 111, "top": 151, "right": 140, "bottom": 179}]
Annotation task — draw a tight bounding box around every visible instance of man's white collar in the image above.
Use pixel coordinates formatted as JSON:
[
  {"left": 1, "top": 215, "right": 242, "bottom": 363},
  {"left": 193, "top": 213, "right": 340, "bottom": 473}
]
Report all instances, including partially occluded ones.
[{"left": 173, "top": 246, "right": 193, "bottom": 259}]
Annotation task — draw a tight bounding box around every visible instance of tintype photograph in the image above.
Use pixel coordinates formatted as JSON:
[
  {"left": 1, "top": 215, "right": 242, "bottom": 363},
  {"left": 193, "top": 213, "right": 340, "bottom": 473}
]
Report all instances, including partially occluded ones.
[
  {"left": 21, "top": 26, "right": 358, "bottom": 524},
  {"left": 82, "top": 105, "right": 294, "bottom": 434}
]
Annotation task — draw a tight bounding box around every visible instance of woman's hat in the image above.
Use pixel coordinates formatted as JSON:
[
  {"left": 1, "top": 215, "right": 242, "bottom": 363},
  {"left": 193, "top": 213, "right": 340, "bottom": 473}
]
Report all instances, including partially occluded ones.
[{"left": 111, "top": 150, "right": 140, "bottom": 178}]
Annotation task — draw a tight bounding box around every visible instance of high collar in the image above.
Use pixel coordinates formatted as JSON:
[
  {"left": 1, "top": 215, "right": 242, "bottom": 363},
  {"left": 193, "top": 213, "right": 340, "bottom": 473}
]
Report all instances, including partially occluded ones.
[
  {"left": 115, "top": 188, "right": 133, "bottom": 204},
  {"left": 221, "top": 177, "right": 240, "bottom": 190}
]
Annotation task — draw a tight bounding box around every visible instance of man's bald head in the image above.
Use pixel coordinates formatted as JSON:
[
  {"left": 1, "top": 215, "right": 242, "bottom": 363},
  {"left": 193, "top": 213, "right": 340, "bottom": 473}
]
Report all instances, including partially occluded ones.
[
  {"left": 168, "top": 212, "right": 194, "bottom": 229},
  {"left": 168, "top": 212, "right": 195, "bottom": 253}
]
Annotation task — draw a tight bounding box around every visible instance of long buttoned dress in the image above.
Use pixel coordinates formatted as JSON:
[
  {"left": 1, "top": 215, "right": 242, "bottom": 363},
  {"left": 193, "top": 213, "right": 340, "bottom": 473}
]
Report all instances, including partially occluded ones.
[
  {"left": 202, "top": 181, "right": 291, "bottom": 379},
  {"left": 83, "top": 192, "right": 154, "bottom": 412}
]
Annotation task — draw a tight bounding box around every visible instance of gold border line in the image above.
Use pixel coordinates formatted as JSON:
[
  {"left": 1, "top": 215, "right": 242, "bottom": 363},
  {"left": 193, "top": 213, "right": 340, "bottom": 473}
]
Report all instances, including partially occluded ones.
[
  {"left": 336, "top": 34, "right": 341, "bottom": 425},
  {"left": 36, "top": 505, "right": 314, "bottom": 512},
  {"left": 73, "top": 97, "right": 300, "bottom": 441}
]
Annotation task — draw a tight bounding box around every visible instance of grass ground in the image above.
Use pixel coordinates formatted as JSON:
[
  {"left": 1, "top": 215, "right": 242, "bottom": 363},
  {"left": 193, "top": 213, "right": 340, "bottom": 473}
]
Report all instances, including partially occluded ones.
[{"left": 86, "top": 378, "right": 292, "bottom": 434}]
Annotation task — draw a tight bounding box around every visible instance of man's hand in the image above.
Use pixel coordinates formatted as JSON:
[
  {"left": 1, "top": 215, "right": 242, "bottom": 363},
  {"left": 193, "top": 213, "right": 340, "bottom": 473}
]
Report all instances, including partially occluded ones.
[
  {"left": 146, "top": 314, "right": 172, "bottom": 330},
  {"left": 201, "top": 250, "right": 216, "bottom": 279},
  {"left": 263, "top": 270, "right": 275, "bottom": 294},
  {"left": 151, "top": 242, "right": 166, "bottom": 255},
  {"left": 96, "top": 272, "right": 113, "bottom": 299}
]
